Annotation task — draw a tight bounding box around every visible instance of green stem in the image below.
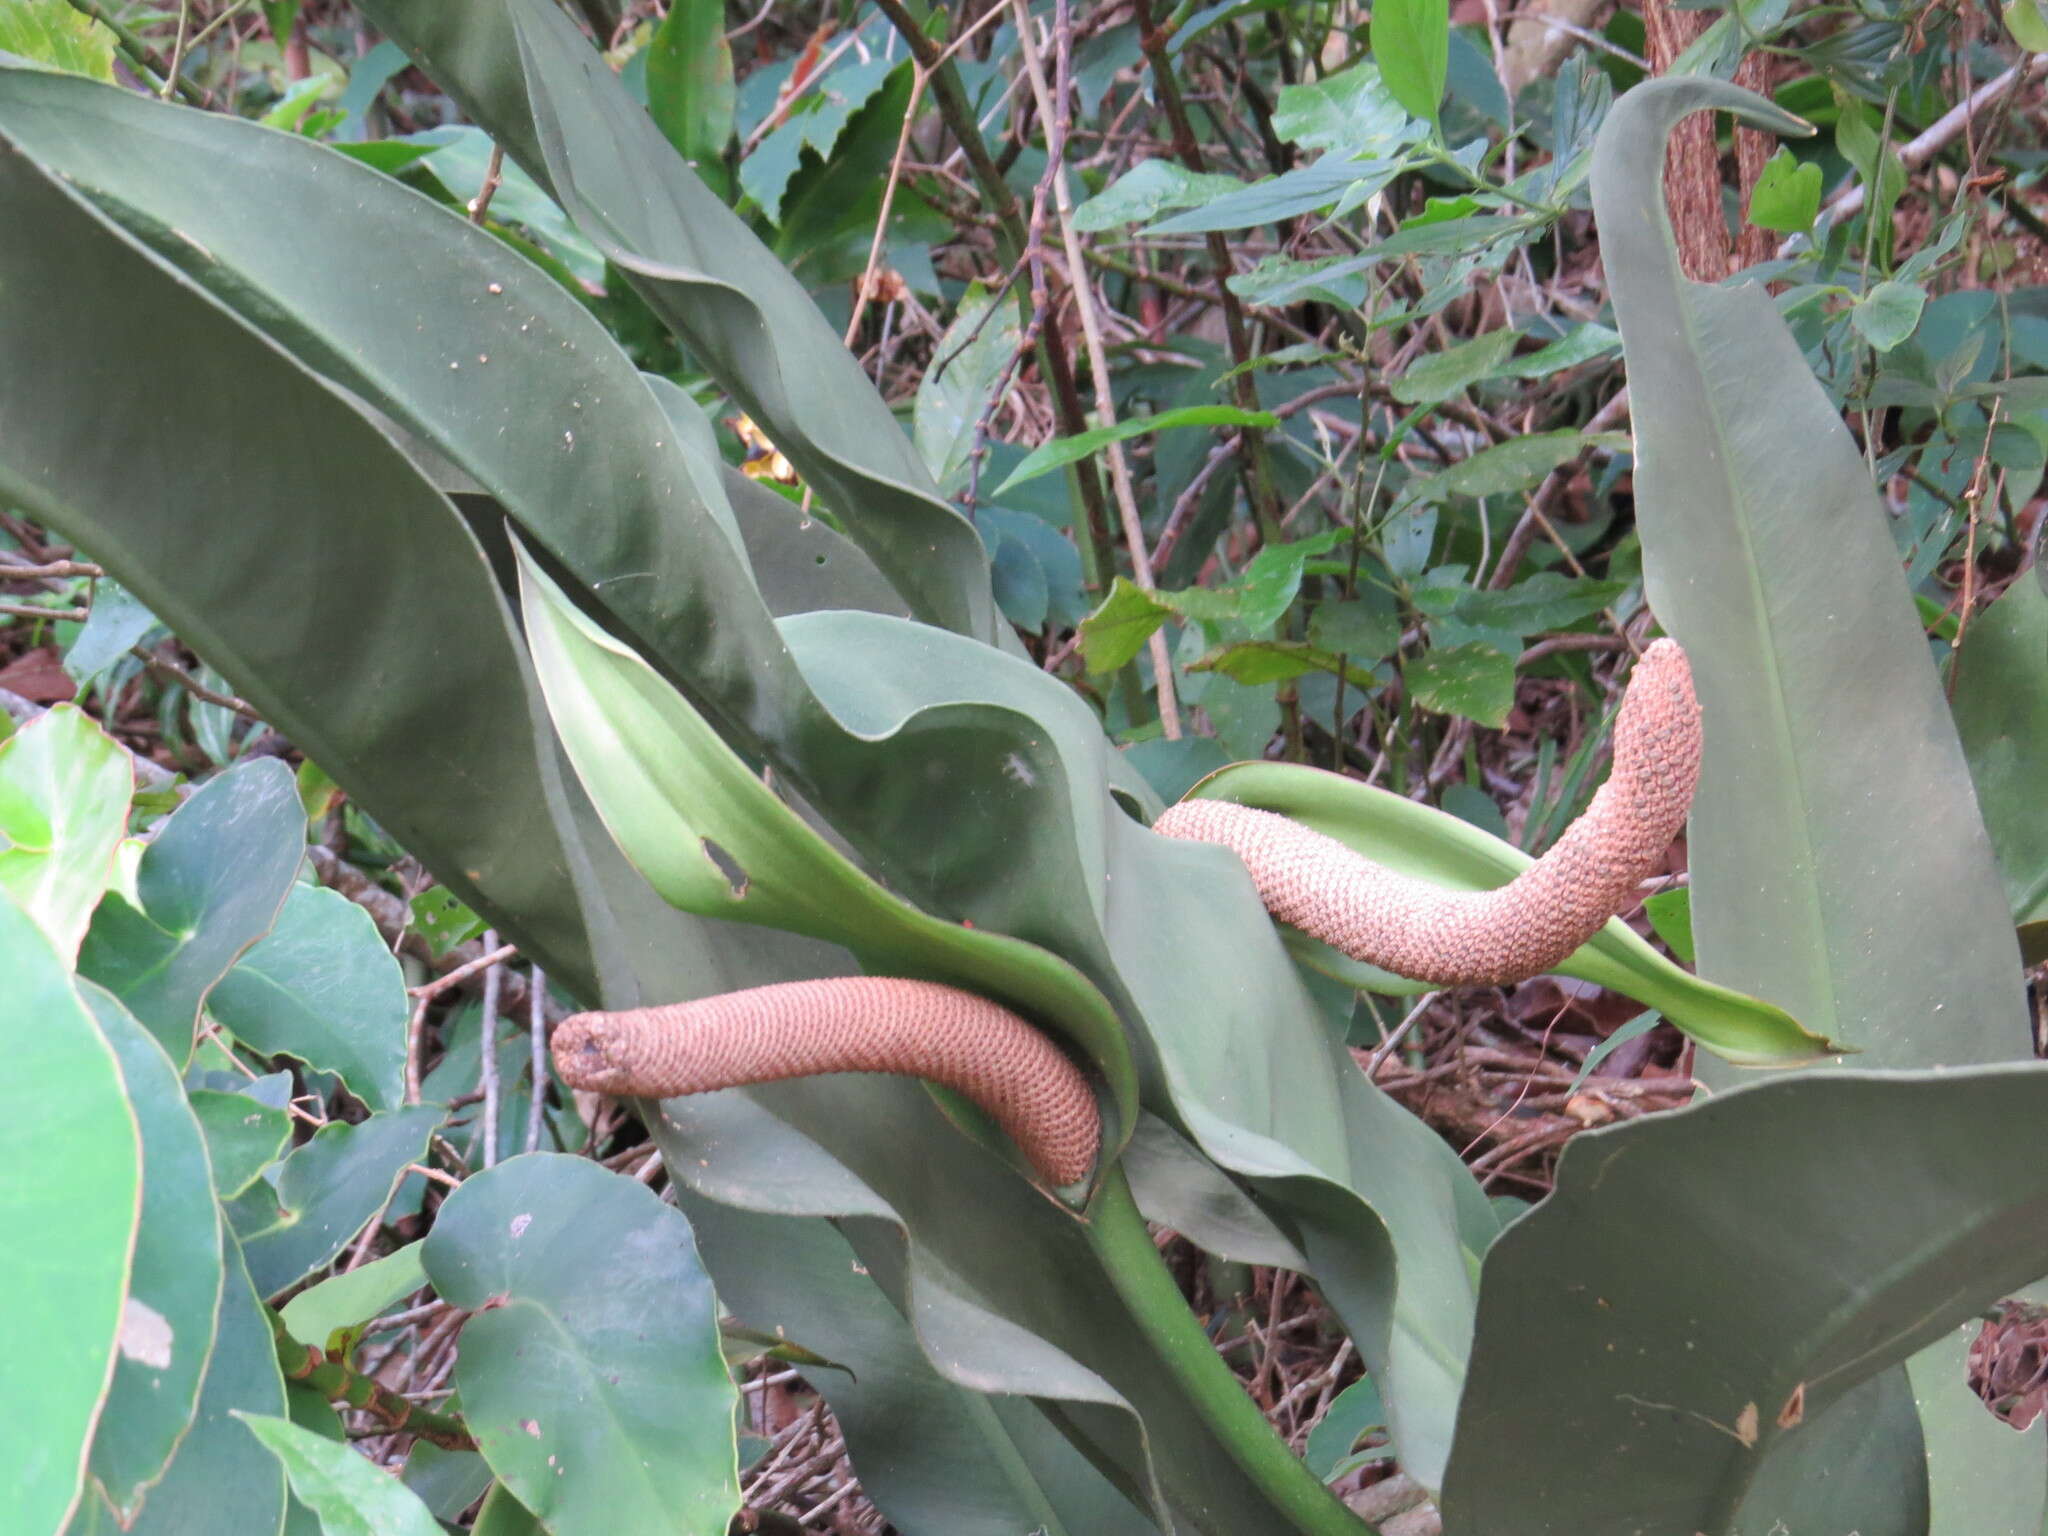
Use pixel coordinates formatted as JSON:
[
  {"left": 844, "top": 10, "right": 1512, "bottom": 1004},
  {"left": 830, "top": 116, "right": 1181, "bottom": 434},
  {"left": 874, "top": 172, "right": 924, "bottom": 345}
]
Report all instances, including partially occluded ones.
[
  {"left": 267, "top": 1307, "right": 476, "bottom": 1451},
  {"left": 1086, "top": 1166, "right": 1371, "bottom": 1533},
  {"left": 64, "top": 0, "right": 208, "bottom": 106}
]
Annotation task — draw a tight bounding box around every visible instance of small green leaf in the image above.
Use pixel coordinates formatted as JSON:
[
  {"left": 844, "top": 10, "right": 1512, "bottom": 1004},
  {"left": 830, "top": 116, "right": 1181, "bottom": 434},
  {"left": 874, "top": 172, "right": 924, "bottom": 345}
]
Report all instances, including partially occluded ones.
[
  {"left": 1413, "top": 572, "right": 1625, "bottom": 637},
  {"left": 2006, "top": 0, "right": 2048, "bottom": 50},
  {"left": 646, "top": 0, "right": 735, "bottom": 198},
  {"left": 236, "top": 1105, "right": 443, "bottom": 1297},
  {"left": 0, "top": 702, "right": 130, "bottom": 961},
  {"left": 1305, "top": 1377, "right": 1385, "bottom": 1481},
  {"left": 1643, "top": 886, "right": 1695, "bottom": 965},
  {"left": 407, "top": 886, "right": 486, "bottom": 959},
  {"left": 422, "top": 1155, "right": 740, "bottom": 1535},
  {"left": 1392, "top": 329, "right": 1517, "bottom": 405},
  {"left": 1407, "top": 643, "right": 1516, "bottom": 726},
  {"left": 1072, "top": 159, "right": 1244, "bottom": 231},
  {"left": 1236, "top": 542, "right": 1310, "bottom": 632},
  {"left": 993, "top": 405, "right": 1280, "bottom": 494},
  {"left": 1271, "top": 62, "right": 1416, "bottom": 152},
  {"left": 238, "top": 1413, "right": 443, "bottom": 1536},
  {"left": 1190, "top": 640, "right": 1380, "bottom": 689},
  {"left": 913, "top": 283, "right": 1022, "bottom": 495},
  {"left": 208, "top": 882, "right": 409, "bottom": 1113},
  {"left": 1747, "top": 147, "right": 1822, "bottom": 233},
  {"left": 1308, "top": 596, "right": 1401, "bottom": 659},
  {"left": 77, "top": 757, "right": 305, "bottom": 1063},
  {"left": 1079, "top": 576, "right": 1174, "bottom": 675},
  {"left": 1371, "top": 0, "right": 1450, "bottom": 126},
  {"left": 187, "top": 1087, "right": 292, "bottom": 1199},
  {"left": 0, "top": 0, "right": 114, "bottom": 80},
  {"left": 1502, "top": 324, "right": 1621, "bottom": 380},
  {"left": 1410, "top": 430, "right": 1590, "bottom": 502},
  {"left": 1851, "top": 280, "right": 1926, "bottom": 353},
  {"left": 1567, "top": 1010, "right": 1663, "bottom": 1094},
  {"left": 280, "top": 1242, "right": 426, "bottom": 1349}
]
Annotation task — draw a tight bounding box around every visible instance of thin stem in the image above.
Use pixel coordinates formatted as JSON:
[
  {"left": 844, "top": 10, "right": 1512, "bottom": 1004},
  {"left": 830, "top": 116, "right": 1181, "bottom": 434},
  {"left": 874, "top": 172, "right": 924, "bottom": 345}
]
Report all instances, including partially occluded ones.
[
  {"left": 526, "top": 966, "right": 549, "bottom": 1154},
  {"left": 1014, "top": 0, "right": 1182, "bottom": 736},
  {"left": 478, "top": 930, "right": 502, "bottom": 1169}
]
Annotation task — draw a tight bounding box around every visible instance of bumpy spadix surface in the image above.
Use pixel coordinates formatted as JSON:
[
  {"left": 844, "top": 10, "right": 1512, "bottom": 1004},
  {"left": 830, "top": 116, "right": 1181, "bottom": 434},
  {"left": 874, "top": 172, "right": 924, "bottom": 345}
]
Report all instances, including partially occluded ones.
[
  {"left": 1153, "top": 639, "right": 1703, "bottom": 985},
  {"left": 552, "top": 977, "right": 1101, "bottom": 1185}
]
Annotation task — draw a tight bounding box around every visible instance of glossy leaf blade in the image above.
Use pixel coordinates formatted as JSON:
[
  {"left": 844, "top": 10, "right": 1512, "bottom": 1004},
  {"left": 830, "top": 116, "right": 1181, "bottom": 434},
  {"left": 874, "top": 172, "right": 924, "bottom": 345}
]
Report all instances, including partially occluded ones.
[{"left": 0, "top": 111, "right": 603, "bottom": 998}]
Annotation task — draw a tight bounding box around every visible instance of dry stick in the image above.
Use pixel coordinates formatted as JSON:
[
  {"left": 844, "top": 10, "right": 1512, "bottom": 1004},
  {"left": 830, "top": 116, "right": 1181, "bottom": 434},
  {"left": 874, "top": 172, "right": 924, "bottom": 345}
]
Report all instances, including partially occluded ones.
[
  {"left": 477, "top": 930, "right": 503, "bottom": 1169},
  {"left": 843, "top": 3, "right": 1014, "bottom": 350},
  {"left": 1013, "top": 0, "right": 1183, "bottom": 737},
  {"left": 868, "top": 0, "right": 1118, "bottom": 584},
  {"left": 1131, "top": 0, "right": 1285, "bottom": 539},
  {"left": 526, "top": 965, "right": 549, "bottom": 1154},
  {"left": 469, "top": 144, "right": 505, "bottom": 227}
]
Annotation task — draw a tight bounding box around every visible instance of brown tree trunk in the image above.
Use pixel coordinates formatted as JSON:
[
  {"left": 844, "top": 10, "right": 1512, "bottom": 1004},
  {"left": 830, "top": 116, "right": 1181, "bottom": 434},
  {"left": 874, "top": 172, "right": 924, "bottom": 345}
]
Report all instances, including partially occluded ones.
[{"left": 1641, "top": 0, "right": 1780, "bottom": 277}]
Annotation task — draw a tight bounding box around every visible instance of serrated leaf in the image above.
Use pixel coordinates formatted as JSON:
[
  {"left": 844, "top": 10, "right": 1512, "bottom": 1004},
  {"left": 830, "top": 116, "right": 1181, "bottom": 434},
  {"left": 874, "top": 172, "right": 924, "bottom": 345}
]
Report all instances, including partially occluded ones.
[
  {"left": 1190, "top": 640, "right": 1380, "bottom": 688},
  {"left": 422, "top": 1155, "right": 739, "bottom": 1535},
  {"left": 1409, "top": 430, "right": 1589, "bottom": 503}
]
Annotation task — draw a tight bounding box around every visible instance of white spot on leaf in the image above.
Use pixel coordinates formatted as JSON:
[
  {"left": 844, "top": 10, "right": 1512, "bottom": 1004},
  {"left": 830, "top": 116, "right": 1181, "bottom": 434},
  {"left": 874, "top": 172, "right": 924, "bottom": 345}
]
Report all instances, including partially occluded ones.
[{"left": 118, "top": 1297, "right": 174, "bottom": 1370}]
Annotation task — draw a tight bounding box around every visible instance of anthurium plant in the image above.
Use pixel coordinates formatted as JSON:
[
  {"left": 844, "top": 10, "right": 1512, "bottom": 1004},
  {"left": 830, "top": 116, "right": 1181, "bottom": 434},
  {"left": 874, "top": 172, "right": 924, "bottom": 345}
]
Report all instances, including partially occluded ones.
[{"left": 3, "top": 4, "right": 2045, "bottom": 1533}]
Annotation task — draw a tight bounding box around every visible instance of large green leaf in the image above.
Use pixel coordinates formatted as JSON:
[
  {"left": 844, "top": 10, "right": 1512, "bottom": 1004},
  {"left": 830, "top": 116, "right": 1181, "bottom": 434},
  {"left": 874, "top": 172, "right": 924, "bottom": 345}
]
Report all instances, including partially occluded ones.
[
  {"left": 235, "top": 1105, "right": 444, "bottom": 1298},
  {"left": 77, "top": 759, "right": 303, "bottom": 1063},
  {"left": 1185, "top": 760, "right": 1839, "bottom": 1064},
  {"left": 1440, "top": 1064, "right": 2048, "bottom": 1535},
  {"left": 208, "top": 883, "right": 409, "bottom": 1113},
  {"left": 115, "top": 1232, "right": 287, "bottom": 1536},
  {"left": 0, "top": 104, "right": 606, "bottom": 999},
  {"left": 80, "top": 986, "right": 223, "bottom": 1523},
  {"left": 1591, "top": 76, "right": 2028, "bottom": 1068},
  {"left": 422, "top": 1155, "right": 740, "bottom": 1535},
  {"left": 0, "top": 702, "right": 130, "bottom": 961},
  {"left": 0, "top": 890, "right": 138, "bottom": 1536},
  {"left": 353, "top": 0, "right": 1003, "bottom": 648},
  {"left": 1953, "top": 577, "right": 2048, "bottom": 966}
]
